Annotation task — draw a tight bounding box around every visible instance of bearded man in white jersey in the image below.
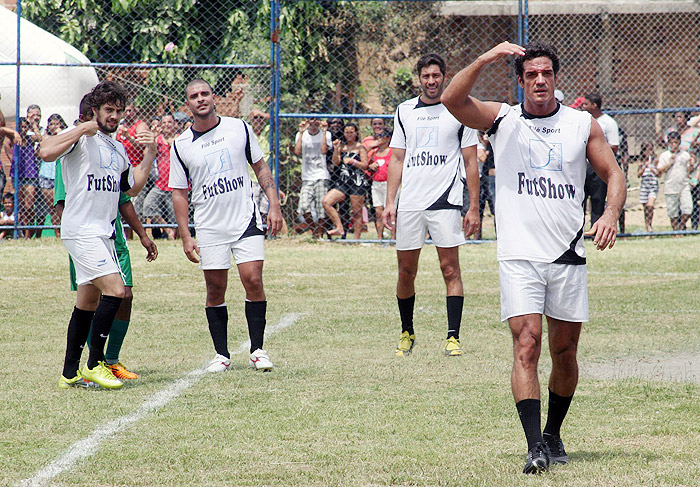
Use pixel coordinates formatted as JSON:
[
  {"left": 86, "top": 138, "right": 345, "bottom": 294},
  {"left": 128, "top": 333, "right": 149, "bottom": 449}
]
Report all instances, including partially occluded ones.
[
  {"left": 442, "top": 42, "right": 626, "bottom": 474},
  {"left": 170, "top": 79, "right": 282, "bottom": 372},
  {"left": 383, "top": 53, "right": 481, "bottom": 358},
  {"left": 40, "top": 81, "right": 157, "bottom": 390}
]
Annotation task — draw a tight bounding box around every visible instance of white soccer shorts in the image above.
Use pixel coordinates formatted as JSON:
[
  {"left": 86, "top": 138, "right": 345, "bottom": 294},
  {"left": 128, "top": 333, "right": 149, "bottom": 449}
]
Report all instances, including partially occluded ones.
[
  {"left": 499, "top": 260, "right": 589, "bottom": 323},
  {"left": 395, "top": 209, "right": 465, "bottom": 251},
  {"left": 63, "top": 237, "right": 123, "bottom": 286},
  {"left": 199, "top": 235, "right": 265, "bottom": 270}
]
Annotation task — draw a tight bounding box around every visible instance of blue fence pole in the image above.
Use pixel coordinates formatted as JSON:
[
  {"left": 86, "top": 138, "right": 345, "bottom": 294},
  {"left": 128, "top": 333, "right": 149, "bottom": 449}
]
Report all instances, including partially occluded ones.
[
  {"left": 273, "top": 0, "right": 281, "bottom": 192},
  {"left": 13, "top": 2, "right": 21, "bottom": 239}
]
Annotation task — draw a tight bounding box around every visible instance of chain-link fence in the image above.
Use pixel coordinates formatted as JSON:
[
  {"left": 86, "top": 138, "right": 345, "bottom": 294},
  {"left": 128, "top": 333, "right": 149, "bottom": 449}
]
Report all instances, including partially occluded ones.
[
  {"left": 1, "top": 0, "right": 272, "bottom": 239},
  {"left": 2, "top": 1, "right": 700, "bottom": 239}
]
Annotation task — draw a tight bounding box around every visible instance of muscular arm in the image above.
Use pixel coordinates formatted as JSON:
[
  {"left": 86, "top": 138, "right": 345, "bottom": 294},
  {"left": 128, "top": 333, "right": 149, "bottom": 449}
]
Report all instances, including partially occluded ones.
[
  {"left": 251, "top": 158, "right": 283, "bottom": 236},
  {"left": 585, "top": 119, "right": 627, "bottom": 250},
  {"left": 172, "top": 188, "right": 199, "bottom": 263},
  {"left": 119, "top": 200, "right": 158, "bottom": 261},
  {"left": 126, "top": 130, "right": 156, "bottom": 197},
  {"left": 442, "top": 42, "right": 525, "bottom": 131},
  {"left": 39, "top": 122, "right": 96, "bottom": 162},
  {"left": 382, "top": 147, "right": 405, "bottom": 231},
  {"left": 461, "top": 145, "right": 481, "bottom": 237}
]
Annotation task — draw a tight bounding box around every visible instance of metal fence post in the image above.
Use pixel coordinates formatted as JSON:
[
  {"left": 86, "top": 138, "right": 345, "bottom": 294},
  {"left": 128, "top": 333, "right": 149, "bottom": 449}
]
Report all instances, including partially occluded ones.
[{"left": 13, "top": 3, "right": 21, "bottom": 239}]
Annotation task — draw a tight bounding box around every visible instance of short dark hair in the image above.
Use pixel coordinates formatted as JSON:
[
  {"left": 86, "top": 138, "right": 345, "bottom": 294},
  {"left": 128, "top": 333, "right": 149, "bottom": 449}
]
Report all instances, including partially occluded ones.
[
  {"left": 79, "top": 94, "right": 92, "bottom": 121},
  {"left": 26, "top": 104, "right": 41, "bottom": 113},
  {"left": 88, "top": 81, "right": 128, "bottom": 111},
  {"left": 514, "top": 41, "right": 560, "bottom": 79},
  {"left": 584, "top": 92, "right": 603, "bottom": 110},
  {"left": 185, "top": 78, "right": 214, "bottom": 96},
  {"left": 3, "top": 192, "right": 12, "bottom": 200},
  {"left": 416, "top": 53, "right": 446, "bottom": 76},
  {"left": 668, "top": 131, "right": 681, "bottom": 141}
]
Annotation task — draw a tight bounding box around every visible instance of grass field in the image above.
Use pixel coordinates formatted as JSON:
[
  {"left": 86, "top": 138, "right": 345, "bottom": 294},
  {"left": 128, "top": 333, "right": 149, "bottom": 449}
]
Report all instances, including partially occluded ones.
[{"left": 2, "top": 235, "right": 700, "bottom": 486}]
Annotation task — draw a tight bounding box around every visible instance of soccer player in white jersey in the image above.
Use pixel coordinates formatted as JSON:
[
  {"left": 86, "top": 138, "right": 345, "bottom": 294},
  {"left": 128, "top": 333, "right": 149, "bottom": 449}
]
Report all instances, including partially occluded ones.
[
  {"left": 40, "top": 81, "right": 157, "bottom": 389},
  {"left": 383, "top": 53, "right": 481, "bottom": 358},
  {"left": 170, "top": 79, "right": 283, "bottom": 372},
  {"left": 442, "top": 42, "right": 626, "bottom": 474}
]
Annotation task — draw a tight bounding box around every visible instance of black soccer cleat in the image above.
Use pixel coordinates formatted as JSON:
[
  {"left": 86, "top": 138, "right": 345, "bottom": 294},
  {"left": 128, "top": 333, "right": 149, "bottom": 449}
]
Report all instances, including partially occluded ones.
[
  {"left": 543, "top": 433, "right": 569, "bottom": 465},
  {"left": 523, "top": 442, "right": 550, "bottom": 474}
]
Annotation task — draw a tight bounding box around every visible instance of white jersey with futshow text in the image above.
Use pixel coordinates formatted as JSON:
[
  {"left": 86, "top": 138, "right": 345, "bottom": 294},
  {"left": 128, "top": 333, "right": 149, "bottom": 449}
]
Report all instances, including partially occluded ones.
[
  {"left": 389, "top": 96, "right": 477, "bottom": 211},
  {"left": 59, "top": 128, "right": 134, "bottom": 240},
  {"left": 488, "top": 103, "right": 591, "bottom": 264},
  {"left": 169, "top": 116, "right": 264, "bottom": 247}
]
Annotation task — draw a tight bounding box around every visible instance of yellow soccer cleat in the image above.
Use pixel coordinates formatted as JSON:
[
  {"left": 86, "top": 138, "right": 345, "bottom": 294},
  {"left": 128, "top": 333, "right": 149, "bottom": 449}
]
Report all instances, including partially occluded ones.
[
  {"left": 58, "top": 370, "right": 100, "bottom": 389},
  {"left": 443, "top": 336, "right": 463, "bottom": 356},
  {"left": 108, "top": 362, "right": 139, "bottom": 380},
  {"left": 395, "top": 331, "right": 416, "bottom": 357},
  {"left": 81, "top": 361, "right": 124, "bottom": 389}
]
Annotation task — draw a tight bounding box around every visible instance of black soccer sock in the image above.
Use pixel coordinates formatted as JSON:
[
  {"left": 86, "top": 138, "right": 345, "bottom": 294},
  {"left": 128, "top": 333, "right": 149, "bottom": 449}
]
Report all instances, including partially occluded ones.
[
  {"left": 543, "top": 389, "right": 574, "bottom": 438},
  {"left": 87, "top": 295, "right": 123, "bottom": 370},
  {"left": 245, "top": 300, "right": 267, "bottom": 353},
  {"left": 516, "top": 399, "right": 543, "bottom": 450},
  {"left": 446, "top": 295, "right": 464, "bottom": 339},
  {"left": 397, "top": 295, "right": 415, "bottom": 335},
  {"left": 62, "top": 307, "right": 95, "bottom": 378},
  {"left": 205, "top": 305, "right": 230, "bottom": 358}
]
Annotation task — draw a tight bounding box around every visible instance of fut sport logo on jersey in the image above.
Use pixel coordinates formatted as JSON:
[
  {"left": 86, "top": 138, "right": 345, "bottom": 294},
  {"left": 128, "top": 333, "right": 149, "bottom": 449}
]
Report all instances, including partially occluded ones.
[
  {"left": 98, "top": 145, "right": 123, "bottom": 171},
  {"left": 205, "top": 148, "right": 233, "bottom": 175},
  {"left": 528, "top": 139, "right": 563, "bottom": 172}
]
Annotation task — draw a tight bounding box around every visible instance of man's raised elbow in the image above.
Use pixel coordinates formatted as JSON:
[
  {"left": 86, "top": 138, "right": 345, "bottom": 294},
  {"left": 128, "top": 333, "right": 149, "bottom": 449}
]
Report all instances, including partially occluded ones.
[{"left": 39, "top": 147, "right": 56, "bottom": 162}]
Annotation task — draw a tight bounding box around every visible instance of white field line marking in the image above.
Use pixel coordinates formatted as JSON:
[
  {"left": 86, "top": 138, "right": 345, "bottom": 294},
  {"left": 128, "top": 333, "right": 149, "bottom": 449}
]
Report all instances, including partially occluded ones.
[{"left": 19, "top": 312, "right": 301, "bottom": 487}]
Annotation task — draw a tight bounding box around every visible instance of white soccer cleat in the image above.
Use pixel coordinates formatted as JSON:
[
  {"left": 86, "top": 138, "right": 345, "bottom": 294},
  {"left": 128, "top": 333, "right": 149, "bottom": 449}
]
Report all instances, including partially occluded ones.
[
  {"left": 206, "top": 353, "right": 231, "bottom": 373},
  {"left": 249, "top": 349, "right": 274, "bottom": 371}
]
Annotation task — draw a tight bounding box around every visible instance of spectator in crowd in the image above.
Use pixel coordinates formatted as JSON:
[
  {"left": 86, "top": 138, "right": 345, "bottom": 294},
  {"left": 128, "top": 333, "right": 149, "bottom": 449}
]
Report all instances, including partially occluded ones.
[
  {"left": 36, "top": 113, "right": 68, "bottom": 239},
  {"left": 294, "top": 117, "right": 331, "bottom": 238},
  {"left": 362, "top": 117, "right": 387, "bottom": 153},
  {"left": 582, "top": 92, "right": 619, "bottom": 227},
  {"left": 637, "top": 142, "right": 659, "bottom": 233},
  {"left": 26, "top": 104, "right": 44, "bottom": 141},
  {"left": 657, "top": 131, "right": 693, "bottom": 232},
  {"left": 143, "top": 113, "right": 177, "bottom": 239},
  {"left": 116, "top": 103, "right": 152, "bottom": 235},
  {"left": 0, "top": 192, "right": 14, "bottom": 239},
  {"left": 462, "top": 132, "right": 494, "bottom": 240},
  {"left": 249, "top": 108, "right": 287, "bottom": 236},
  {"left": 663, "top": 111, "right": 700, "bottom": 152},
  {"left": 688, "top": 146, "right": 700, "bottom": 230},
  {"left": 322, "top": 122, "right": 369, "bottom": 238},
  {"left": 367, "top": 128, "right": 392, "bottom": 239},
  {"left": 0, "top": 116, "right": 21, "bottom": 194},
  {"left": 173, "top": 111, "right": 191, "bottom": 134},
  {"left": 325, "top": 117, "right": 351, "bottom": 233},
  {"left": 150, "top": 116, "right": 161, "bottom": 136},
  {"left": 9, "top": 117, "right": 40, "bottom": 238}
]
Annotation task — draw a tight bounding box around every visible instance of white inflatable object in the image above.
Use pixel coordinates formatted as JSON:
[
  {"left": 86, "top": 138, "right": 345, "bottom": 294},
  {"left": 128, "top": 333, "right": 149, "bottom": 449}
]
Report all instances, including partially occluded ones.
[{"left": 0, "top": 6, "right": 99, "bottom": 124}]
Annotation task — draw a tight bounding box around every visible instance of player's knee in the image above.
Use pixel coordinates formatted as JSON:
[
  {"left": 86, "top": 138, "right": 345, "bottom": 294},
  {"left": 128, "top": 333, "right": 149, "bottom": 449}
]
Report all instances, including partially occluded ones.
[
  {"left": 242, "top": 273, "right": 263, "bottom": 294},
  {"left": 440, "top": 263, "right": 461, "bottom": 282}
]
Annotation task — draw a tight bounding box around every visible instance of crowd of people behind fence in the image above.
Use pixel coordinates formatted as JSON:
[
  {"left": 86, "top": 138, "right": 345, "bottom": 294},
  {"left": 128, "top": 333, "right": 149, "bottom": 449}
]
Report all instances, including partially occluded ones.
[{"left": 2, "top": 91, "right": 700, "bottom": 240}]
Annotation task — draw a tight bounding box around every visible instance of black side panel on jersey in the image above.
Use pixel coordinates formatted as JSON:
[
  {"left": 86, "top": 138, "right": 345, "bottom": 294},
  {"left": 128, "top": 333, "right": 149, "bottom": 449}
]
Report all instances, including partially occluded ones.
[
  {"left": 486, "top": 116, "right": 505, "bottom": 136},
  {"left": 172, "top": 140, "right": 190, "bottom": 184},
  {"left": 458, "top": 124, "right": 465, "bottom": 144},
  {"left": 553, "top": 224, "right": 586, "bottom": 265},
  {"left": 243, "top": 120, "right": 253, "bottom": 165},
  {"left": 119, "top": 168, "right": 132, "bottom": 193},
  {"left": 425, "top": 170, "right": 462, "bottom": 211},
  {"left": 396, "top": 107, "right": 406, "bottom": 141},
  {"left": 239, "top": 212, "right": 265, "bottom": 240}
]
